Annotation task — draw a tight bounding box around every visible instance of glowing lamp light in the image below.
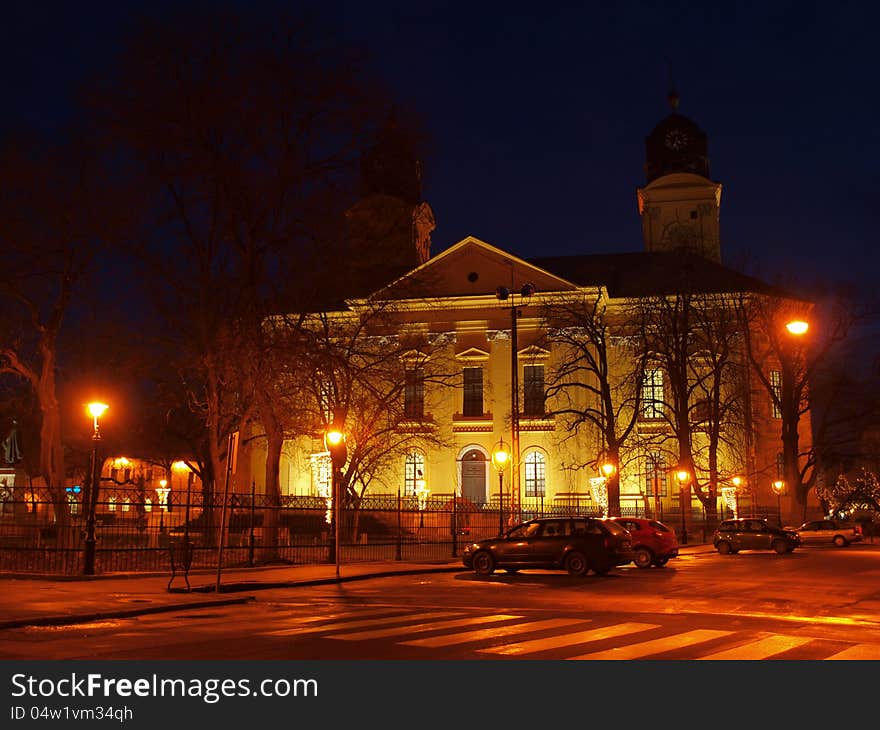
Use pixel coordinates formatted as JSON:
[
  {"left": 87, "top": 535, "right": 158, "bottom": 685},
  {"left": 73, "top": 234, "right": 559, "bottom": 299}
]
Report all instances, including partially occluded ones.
[
  {"left": 171, "top": 461, "right": 190, "bottom": 472},
  {"left": 772, "top": 480, "right": 785, "bottom": 495},
  {"left": 785, "top": 320, "right": 809, "bottom": 336},
  {"left": 601, "top": 462, "right": 616, "bottom": 478},
  {"left": 675, "top": 470, "right": 690, "bottom": 484},
  {"left": 491, "top": 439, "right": 511, "bottom": 472},
  {"left": 87, "top": 402, "right": 108, "bottom": 420},
  {"left": 325, "top": 430, "right": 345, "bottom": 448},
  {"left": 731, "top": 476, "right": 742, "bottom": 488}
]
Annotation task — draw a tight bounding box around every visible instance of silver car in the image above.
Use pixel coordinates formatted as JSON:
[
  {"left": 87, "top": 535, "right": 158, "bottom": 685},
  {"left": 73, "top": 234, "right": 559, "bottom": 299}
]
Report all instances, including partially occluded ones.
[{"left": 792, "top": 520, "right": 862, "bottom": 547}]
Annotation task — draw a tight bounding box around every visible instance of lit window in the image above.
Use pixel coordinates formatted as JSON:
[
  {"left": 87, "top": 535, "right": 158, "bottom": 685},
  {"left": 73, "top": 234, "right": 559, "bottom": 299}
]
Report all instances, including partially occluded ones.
[
  {"left": 405, "top": 452, "right": 425, "bottom": 496},
  {"left": 404, "top": 367, "right": 425, "bottom": 419},
  {"left": 645, "top": 453, "right": 668, "bottom": 496},
  {"left": 67, "top": 493, "right": 79, "bottom": 516},
  {"left": 643, "top": 369, "right": 664, "bottom": 419},
  {"left": 108, "top": 496, "right": 117, "bottom": 512},
  {"left": 144, "top": 498, "right": 152, "bottom": 513},
  {"left": 462, "top": 367, "right": 483, "bottom": 417},
  {"left": 770, "top": 370, "right": 782, "bottom": 419},
  {"left": 523, "top": 365, "right": 545, "bottom": 417},
  {"left": 122, "top": 498, "right": 131, "bottom": 513},
  {"left": 524, "top": 451, "right": 546, "bottom": 497}
]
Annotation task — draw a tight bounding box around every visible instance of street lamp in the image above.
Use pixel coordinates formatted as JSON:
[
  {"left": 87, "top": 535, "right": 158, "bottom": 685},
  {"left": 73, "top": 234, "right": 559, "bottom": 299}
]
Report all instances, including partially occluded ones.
[
  {"left": 675, "top": 468, "right": 690, "bottom": 546},
  {"left": 415, "top": 470, "right": 429, "bottom": 529},
  {"left": 772, "top": 479, "right": 785, "bottom": 524},
  {"left": 324, "top": 424, "right": 347, "bottom": 579},
  {"left": 785, "top": 320, "right": 809, "bottom": 336},
  {"left": 492, "top": 438, "right": 511, "bottom": 535},
  {"left": 495, "top": 282, "right": 535, "bottom": 525},
  {"left": 83, "top": 401, "right": 108, "bottom": 575},
  {"left": 156, "top": 478, "right": 171, "bottom": 533}
]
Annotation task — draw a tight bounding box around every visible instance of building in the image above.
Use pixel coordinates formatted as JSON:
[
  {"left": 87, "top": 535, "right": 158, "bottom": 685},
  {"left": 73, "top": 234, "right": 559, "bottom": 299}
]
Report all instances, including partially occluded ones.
[{"left": 237, "top": 96, "right": 814, "bottom": 529}]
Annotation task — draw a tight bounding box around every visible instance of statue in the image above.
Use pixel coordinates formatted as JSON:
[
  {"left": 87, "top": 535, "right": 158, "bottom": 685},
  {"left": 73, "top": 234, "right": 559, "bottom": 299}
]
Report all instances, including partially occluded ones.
[
  {"left": 1, "top": 420, "right": 23, "bottom": 465},
  {"left": 412, "top": 201, "right": 436, "bottom": 264}
]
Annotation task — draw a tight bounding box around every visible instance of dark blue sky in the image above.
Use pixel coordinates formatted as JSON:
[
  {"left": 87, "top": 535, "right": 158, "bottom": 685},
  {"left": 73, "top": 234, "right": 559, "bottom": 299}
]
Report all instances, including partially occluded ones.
[{"left": 3, "top": 1, "right": 877, "bottom": 293}]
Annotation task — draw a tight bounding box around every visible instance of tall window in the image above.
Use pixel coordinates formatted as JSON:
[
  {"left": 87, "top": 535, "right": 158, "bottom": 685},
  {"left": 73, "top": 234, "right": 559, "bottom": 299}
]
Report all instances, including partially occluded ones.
[
  {"left": 405, "top": 452, "right": 425, "bottom": 496},
  {"left": 404, "top": 367, "right": 425, "bottom": 419},
  {"left": 523, "top": 365, "right": 545, "bottom": 417},
  {"left": 524, "top": 451, "right": 546, "bottom": 497},
  {"left": 462, "top": 367, "right": 483, "bottom": 417},
  {"left": 643, "top": 368, "right": 664, "bottom": 419},
  {"left": 776, "top": 452, "right": 785, "bottom": 480},
  {"left": 770, "top": 370, "right": 782, "bottom": 419},
  {"left": 645, "top": 453, "right": 668, "bottom": 496}
]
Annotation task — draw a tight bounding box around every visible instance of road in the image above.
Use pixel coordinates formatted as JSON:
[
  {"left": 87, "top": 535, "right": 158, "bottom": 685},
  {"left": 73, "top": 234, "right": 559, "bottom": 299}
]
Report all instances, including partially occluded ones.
[{"left": 4, "top": 545, "right": 880, "bottom": 660}]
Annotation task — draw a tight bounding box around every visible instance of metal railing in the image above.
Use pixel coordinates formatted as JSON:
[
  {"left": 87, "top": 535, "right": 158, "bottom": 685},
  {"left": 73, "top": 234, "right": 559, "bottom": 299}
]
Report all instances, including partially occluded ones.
[{"left": 0, "top": 486, "right": 824, "bottom": 575}]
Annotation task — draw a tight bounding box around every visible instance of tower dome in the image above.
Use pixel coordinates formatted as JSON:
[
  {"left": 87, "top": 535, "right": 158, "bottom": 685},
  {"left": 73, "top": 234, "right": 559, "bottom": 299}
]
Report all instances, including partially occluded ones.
[{"left": 644, "top": 91, "right": 710, "bottom": 182}]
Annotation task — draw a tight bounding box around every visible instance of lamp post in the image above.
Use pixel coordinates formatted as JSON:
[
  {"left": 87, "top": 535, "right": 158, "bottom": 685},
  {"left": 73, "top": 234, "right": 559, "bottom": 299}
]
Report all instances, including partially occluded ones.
[
  {"left": 83, "top": 402, "right": 108, "bottom": 576},
  {"left": 325, "top": 424, "right": 347, "bottom": 579},
  {"left": 156, "top": 478, "right": 171, "bottom": 534},
  {"left": 772, "top": 479, "right": 785, "bottom": 525},
  {"left": 675, "top": 468, "right": 690, "bottom": 546},
  {"left": 495, "top": 282, "right": 535, "bottom": 526},
  {"left": 415, "top": 470, "right": 428, "bottom": 529},
  {"left": 782, "top": 318, "right": 808, "bottom": 516},
  {"left": 492, "top": 438, "right": 511, "bottom": 535}
]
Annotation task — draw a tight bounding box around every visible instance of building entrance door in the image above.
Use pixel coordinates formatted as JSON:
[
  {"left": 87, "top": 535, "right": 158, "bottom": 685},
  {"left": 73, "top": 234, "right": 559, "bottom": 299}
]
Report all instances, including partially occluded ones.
[{"left": 460, "top": 450, "right": 487, "bottom": 505}]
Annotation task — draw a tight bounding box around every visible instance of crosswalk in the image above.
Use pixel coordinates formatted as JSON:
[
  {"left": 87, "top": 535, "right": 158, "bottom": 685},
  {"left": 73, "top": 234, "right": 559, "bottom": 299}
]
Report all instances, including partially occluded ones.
[{"left": 259, "top": 606, "right": 880, "bottom": 660}]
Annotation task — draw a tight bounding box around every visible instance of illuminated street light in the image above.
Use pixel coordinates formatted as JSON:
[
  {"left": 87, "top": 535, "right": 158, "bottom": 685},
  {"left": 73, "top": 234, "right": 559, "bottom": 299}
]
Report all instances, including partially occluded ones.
[
  {"left": 324, "top": 423, "right": 347, "bottom": 578},
  {"left": 83, "top": 402, "right": 108, "bottom": 575},
  {"left": 156, "top": 478, "right": 171, "bottom": 534},
  {"left": 772, "top": 479, "right": 785, "bottom": 523},
  {"left": 415, "top": 470, "right": 429, "bottom": 528},
  {"left": 675, "top": 468, "right": 691, "bottom": 546},
  {"left": 492, "top": 438, "right": 511, "bottom": 535},
  {"left": 785, "top": 320, "right": 809, "bottom": 336}
]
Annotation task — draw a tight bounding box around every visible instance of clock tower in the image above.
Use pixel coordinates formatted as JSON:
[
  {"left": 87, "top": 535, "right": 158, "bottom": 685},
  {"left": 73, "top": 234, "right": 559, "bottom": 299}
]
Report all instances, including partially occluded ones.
[
  {"left": 636, "top": 91, "right": 723, "bottom": 262},
  {"left": 345, "top": 110, "right": 435, "bottom": 293}
]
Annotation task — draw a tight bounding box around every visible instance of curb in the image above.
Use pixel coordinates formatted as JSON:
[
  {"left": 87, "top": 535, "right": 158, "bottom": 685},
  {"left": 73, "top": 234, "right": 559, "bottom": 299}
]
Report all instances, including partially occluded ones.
[
  {"left": 189, "top": 565, "right": 464, "bottom": 593},
  {"left": 0, "top": 595, "right": 257, "bottom": 631}
]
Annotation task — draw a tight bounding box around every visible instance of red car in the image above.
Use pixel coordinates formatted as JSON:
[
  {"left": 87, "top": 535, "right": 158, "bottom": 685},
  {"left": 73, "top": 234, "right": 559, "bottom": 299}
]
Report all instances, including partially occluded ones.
[{"left": 610, "top": 517, "right": 679, "bottom": 568}]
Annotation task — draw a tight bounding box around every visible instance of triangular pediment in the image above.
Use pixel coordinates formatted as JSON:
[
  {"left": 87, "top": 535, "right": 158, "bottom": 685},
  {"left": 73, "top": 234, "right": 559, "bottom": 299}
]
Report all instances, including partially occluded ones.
[
  {"left": 456, "top": 347, "right": 491, "bottom": 361},
  {"left": 517, "top": 345, "right": 551, "bottom": 360},
  {"left": 361, "top": 236, "right": 581, "bottom": 302}
]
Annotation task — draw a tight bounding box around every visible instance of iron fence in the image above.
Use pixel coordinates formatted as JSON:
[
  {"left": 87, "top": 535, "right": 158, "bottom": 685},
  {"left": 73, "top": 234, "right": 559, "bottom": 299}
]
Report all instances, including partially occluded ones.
[{"left": 0, "top": 486, "right": 812, "bottom": 575}]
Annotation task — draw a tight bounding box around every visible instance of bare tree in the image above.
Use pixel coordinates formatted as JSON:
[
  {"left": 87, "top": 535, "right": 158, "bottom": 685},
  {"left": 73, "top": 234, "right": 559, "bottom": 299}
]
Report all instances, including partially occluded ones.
[
  {"left": 0, "top": 134, "right": 121, "bottom": 522},
  {"left": 741, "top": 286, "right": 858, "bottom": 513},
  {"left": 542, "top": 290, "right": 647, "bottom": 516}
]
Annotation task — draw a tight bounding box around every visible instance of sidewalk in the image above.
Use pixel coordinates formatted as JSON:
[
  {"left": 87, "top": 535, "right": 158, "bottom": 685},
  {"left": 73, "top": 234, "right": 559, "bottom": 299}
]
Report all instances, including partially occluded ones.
[{"left": 0, "top": 544, "right": 715, "bottom": 631}]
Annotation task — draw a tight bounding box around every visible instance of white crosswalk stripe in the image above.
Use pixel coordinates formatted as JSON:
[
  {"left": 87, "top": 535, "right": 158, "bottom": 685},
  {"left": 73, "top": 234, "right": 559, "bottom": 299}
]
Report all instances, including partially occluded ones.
[
  {"left": 567, "top": 629, "right": 732, "bottom": 660},
  {"left": 479, "top": 622, "right": 659, "bottom": 656},
  {"left": 697, "top": 634, "right": 812, "bottom": 660},
  {"left": 330, "top": 614, "right": 523, "bottom": 641},
  {"left": 264, "top": 611, "right": 462, "bottom": 637},
  {"left": 403, "top": 617, "right": 588, "bottom": 648},
  {"left": 824, "top": 643, "right": 880, "bottom": 660},
  {"left": 255, "top": 606, "right": 880, "bottom": 660}
]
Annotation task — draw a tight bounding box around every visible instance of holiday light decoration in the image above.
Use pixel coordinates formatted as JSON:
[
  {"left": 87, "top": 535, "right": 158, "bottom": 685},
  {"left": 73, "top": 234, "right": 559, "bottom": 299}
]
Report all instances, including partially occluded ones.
[{"left": 589, "top": 476, "right": 609, "bottom": 518}]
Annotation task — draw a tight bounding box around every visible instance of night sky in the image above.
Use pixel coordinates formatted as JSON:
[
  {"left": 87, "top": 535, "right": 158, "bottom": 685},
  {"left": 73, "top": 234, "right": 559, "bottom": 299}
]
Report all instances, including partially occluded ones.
[{"left": 2, "top": 1, "right": 877, "bottom": 294}]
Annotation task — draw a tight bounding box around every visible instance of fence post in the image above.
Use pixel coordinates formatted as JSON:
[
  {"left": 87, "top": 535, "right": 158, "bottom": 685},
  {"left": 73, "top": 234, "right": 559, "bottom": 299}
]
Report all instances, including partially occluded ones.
[
  {"left": 248, "top": 479, "right": 255, "bottom": 567},
  {"left": 395, "top": 486, "right": 402, "bottom": 561}
]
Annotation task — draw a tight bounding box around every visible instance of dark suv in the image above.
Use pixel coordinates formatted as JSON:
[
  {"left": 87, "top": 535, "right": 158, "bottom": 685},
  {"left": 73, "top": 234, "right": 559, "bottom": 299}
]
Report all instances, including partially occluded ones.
[
  {"left": 713, "top": 518, "right": 800, "bottom": 555},
  {"left": 462, "top": 516, "right": 634, "bottom": 576}
]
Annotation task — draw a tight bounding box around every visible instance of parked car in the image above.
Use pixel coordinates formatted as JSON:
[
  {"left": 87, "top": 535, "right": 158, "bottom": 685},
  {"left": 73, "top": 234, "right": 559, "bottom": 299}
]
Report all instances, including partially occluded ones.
[
  {"left": 461, "top": 516, "right": 634, "bottom": 576},
  {"left": 790, "top": 519, "right": 862, "bottom": 547},
  {"left": 713, "top": 518, "right": 800, "bottom": 555},
  {"left": 610, "top": 517, "right": 679, "bottom": 568}
]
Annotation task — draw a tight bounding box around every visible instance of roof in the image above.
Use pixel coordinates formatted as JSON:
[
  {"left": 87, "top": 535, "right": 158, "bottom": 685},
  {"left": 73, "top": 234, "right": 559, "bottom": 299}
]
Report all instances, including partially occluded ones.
[{"left": 528, "top": 250, "right": 798, "bottom": 299}]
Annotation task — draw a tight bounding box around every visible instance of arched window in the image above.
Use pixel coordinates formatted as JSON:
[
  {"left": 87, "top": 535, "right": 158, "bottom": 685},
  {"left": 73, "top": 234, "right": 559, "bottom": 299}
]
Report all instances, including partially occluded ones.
[
  {"left": 524, "top": 451, "right": 546, "bottom": 497},
  {"left": 405, "top": 451, "right": 425, "bottom": 496}
]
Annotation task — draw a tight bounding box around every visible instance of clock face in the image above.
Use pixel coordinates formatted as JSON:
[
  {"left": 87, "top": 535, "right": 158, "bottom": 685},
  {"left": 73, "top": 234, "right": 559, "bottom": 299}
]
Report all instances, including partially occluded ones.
[{"left": 665, "top": 129, "right": 688, "bottom": 151}]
